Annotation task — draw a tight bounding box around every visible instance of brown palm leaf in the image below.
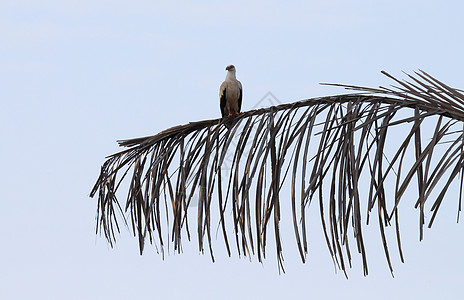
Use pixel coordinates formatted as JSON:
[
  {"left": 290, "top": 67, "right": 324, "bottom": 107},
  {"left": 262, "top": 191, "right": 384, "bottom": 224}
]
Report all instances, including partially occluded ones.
[{"left": 90, "top": 70, "right": 464, "bottom": 276}]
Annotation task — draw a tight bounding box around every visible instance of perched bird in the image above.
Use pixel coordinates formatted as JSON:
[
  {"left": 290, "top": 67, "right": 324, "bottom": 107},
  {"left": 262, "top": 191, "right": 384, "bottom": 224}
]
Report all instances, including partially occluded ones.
[{"left": 219, "top": 65, "right": 242, "bottom": 118}]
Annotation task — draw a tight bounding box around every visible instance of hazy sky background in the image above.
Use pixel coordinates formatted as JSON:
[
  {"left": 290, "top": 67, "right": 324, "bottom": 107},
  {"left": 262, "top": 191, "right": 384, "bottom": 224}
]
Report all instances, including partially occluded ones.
[{"left": 2, "top": 1, "right": 464, "bottom": 299}]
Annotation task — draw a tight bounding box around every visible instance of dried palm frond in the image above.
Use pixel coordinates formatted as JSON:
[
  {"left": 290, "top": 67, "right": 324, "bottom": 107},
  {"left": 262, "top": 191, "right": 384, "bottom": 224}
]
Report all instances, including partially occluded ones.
[{"left": 90, "top": 70, "right": 464, "bottom": 276}]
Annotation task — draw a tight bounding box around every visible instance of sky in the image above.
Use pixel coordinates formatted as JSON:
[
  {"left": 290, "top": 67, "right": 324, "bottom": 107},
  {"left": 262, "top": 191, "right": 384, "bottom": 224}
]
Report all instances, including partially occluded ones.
[{"left": 1, "top": 0, "right": 464, "bottom": 299}]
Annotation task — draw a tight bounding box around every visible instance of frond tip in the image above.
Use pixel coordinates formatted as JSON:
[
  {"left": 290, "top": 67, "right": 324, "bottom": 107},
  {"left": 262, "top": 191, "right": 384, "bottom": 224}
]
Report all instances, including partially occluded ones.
[{"left": 90, "top": 71, "right": 464, "bottom": 275}]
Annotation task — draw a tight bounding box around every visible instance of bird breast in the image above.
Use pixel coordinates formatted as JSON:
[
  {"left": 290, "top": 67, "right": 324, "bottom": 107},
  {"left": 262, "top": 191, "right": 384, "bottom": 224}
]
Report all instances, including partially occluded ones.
[{"left": 226, "top": 81, "right": 241, "bottom": 101}]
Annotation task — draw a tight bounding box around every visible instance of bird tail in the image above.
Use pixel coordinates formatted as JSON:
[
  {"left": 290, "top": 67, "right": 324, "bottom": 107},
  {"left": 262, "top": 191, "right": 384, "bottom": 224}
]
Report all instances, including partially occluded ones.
[{"left": 221, "top": 116, "right": 239, "bottom": 130}]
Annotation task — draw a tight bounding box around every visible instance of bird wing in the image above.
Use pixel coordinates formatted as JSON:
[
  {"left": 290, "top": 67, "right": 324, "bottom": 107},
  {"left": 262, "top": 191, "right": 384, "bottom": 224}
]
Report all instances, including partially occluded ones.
[
  {"left": 219, "top": 81, "right": 228, "bottom": 117},
  {"left": 238, "top": 82, "right": 242, "bottom": 113}
]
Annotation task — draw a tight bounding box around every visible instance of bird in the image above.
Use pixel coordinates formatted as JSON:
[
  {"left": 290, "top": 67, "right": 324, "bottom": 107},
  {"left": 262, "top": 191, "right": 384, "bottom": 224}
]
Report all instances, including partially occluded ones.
[{"left": 219, "top": 65, "right": 242, "bottom": 118}]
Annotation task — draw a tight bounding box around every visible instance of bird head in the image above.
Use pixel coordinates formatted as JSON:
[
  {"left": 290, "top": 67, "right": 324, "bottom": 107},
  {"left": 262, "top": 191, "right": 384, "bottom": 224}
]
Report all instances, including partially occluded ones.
[{"left": 226, "top": 65, "right": 235, "bottom": 71}]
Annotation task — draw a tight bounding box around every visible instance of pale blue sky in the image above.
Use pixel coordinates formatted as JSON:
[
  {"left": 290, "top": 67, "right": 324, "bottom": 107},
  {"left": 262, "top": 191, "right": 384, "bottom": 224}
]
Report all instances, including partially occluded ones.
[{"left": 1, "top": 1, "right": 464, "bottom": 299}]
